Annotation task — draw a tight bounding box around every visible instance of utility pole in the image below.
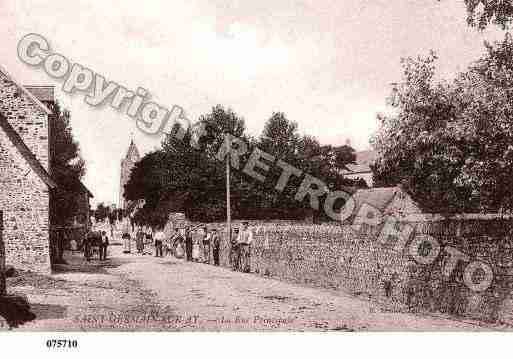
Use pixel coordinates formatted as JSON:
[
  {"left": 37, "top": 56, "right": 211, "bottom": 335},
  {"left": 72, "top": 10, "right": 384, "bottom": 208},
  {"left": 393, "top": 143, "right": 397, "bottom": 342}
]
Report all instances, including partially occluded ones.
[{"left": 226, "top": 134, "right": 232, "bottom": 245}]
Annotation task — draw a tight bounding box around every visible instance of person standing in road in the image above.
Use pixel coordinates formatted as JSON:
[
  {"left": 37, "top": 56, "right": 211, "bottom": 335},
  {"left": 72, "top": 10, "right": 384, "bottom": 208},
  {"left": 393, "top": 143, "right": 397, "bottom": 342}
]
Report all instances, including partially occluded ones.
[
  {"left": 230, "top": 227, "right": 240, "bottom": 271},
  {"left": 83, "top": 231, "right": 92, "bottom": 262},
  {"left": 122, "top": 221, "right": 132, "bottom": 254},
  {"left": 192, "top": 235, "right": 200, "bottom": 262},
  {"left": 171, "top": 228, "right": 185, "bottom": 257},
  {"left": 237, "top": 222, "right": 253, "bottom": 273},
  {"left": 202, "top": 226, "right": 211, "bottom": 264},
  {"left": 154, "top": 226, "right": 165, "bottom": 257},
  {"left": 99, "top": 230, "right": 109, "bottom": 261},
  {"left": 145, "top": 231, "right": 153, "bottom": 255},
  {"left": 185, "top": 226, "right": 193, "bottom": 261},
  {"left": 164, "top": 234, "right": 173, "bottom": 256},
  {"left": 136, "top": 227, "right": 145, "bottom": 254},
  {"left": 211, "top": 228, "right": 221, "bottom": 266}
]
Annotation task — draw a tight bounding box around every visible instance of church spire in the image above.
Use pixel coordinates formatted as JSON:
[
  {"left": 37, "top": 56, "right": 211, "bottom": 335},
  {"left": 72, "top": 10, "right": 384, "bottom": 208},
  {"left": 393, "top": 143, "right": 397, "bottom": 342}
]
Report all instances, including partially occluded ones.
[
  {"left": 125, "top": 138, "right": 140, "bottom": 162},
  {"left": 119, "top": 138, "right": 140, "bottom": 209}
]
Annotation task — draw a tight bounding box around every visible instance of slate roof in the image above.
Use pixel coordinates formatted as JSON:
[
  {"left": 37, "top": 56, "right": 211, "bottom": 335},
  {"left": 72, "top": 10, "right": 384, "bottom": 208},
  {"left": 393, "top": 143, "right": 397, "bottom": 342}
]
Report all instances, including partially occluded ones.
[
  {"left": 343, "top": 163, "right": 372, "bottom": 174},
  {"left": 78, "top": 181, "right": 94, "bottom": 198},
  {"left": 354, "top": 150, "right": 377, "bottom": 166},
  {"left": 350, "top": 187, "right": 400, "bottom": 212},
  {"left": 57, "top": 177, "right": 93, "bottom": 198},
  {"left": 341, "top": 150, "right": 377, "bottom": 174}
]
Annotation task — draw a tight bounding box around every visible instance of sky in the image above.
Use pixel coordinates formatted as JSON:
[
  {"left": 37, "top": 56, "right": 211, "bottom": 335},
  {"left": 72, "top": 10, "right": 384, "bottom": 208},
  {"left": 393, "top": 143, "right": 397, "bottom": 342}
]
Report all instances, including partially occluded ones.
[{"left": 0, "top": 0, "right": 504, "bottom": 206}]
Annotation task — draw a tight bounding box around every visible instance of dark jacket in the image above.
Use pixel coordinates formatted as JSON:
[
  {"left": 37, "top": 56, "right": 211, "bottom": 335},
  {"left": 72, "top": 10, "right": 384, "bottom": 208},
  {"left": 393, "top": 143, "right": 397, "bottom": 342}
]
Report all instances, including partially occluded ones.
[
  {"left": 212, "top": 234, "right": 221, "bottom": 249},
  {"left": 101, "top": 235, "right": 109, "bottom": 246}
]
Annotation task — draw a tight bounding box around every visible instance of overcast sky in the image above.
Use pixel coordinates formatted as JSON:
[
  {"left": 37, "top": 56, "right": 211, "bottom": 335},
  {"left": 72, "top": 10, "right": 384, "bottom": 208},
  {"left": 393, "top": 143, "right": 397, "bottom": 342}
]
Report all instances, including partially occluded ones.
[{"left": 0, "top": 0, "right": 504, "bottom": 205}]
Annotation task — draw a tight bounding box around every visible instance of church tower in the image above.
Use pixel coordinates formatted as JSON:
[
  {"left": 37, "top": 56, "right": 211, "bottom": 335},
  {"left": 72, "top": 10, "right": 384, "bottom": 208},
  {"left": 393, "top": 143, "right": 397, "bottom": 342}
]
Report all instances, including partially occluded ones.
[{"left": 119, "top": 139, "right": 140, "bottom": 210}]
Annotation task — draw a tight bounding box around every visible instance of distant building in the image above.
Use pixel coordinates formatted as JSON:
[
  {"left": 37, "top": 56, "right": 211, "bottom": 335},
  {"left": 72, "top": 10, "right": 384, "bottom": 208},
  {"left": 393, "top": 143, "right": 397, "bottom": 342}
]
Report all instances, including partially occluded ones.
[
  {"left": 341, "top": 150, "right": 377, "bottom": 187},
  {"left": 119, "top": 140, "right": 140, "bottom": 210},
  {"left": 348, "top": 186, "right": 422, "bottom": 224},
  {"left": 65, "top": 179, "right": 93, "bottom": 229}
]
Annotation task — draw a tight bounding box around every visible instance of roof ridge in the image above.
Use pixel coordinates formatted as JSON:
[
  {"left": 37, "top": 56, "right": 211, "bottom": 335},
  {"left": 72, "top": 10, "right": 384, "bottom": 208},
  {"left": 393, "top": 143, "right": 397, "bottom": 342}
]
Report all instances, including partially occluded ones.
[{"left": 0, "top": 65, "right": 53, "bottom": 115}]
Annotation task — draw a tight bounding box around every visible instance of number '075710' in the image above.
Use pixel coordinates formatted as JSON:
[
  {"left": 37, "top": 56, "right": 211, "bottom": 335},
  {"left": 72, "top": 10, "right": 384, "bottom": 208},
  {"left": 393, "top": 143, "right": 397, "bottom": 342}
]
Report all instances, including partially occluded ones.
[{"left": 46, "top": 339, "right": 78, "bottom": 349}]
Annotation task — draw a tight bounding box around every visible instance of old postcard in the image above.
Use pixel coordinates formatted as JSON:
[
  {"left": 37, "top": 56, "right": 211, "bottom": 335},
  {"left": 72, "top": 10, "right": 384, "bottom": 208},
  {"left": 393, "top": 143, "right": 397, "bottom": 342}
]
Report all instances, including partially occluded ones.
[{"left": 2, "top": 1, "right": 513, "bottom": 352}]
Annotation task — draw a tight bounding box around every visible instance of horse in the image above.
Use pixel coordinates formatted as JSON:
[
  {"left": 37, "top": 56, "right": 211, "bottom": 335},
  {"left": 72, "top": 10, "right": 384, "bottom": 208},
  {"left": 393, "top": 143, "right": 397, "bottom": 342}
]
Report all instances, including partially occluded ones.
[{"left": 85, "top": 231, "right": 103, "bottom": 260}]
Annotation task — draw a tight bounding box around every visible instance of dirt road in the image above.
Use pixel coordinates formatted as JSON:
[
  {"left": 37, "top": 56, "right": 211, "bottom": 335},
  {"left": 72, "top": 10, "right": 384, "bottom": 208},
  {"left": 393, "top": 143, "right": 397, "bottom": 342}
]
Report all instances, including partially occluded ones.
[{"left": 5, "top": 245, "right": 489, "bottom": 331}]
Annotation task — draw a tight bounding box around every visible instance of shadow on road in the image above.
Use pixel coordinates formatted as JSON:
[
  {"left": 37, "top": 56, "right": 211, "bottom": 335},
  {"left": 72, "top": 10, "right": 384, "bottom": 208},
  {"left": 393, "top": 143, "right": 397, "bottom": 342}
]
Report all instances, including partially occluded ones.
[
  {"left": 29, "top": 303, "right": 67, "bottom": 321},
  {"left": 53, "top": 251, "right": 132, "bottom": 275}
]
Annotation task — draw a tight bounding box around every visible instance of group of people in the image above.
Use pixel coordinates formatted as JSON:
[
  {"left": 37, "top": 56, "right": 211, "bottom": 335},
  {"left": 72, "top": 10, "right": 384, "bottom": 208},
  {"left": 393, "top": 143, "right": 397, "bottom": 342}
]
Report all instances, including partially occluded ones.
[
  {"left": 229, "top": 222, "right": 253, "bottom": 273},
  {"left": 133, "top": 228, "right": 155, "bottom": 255},
  {"left": 172, "top": 226, "right": 222, "bottom": 265},
  {"left": 124, "top": 222, "right": 254, "bottom": 272},
  {"left": 86, "top": 221, "right": 254, "bottom": 273},
  {"left": 83, "top": 230, "right": 110, "bottom": 261},
  {"left": 143, "top": 225, "right": 223, "bottom": 266}
]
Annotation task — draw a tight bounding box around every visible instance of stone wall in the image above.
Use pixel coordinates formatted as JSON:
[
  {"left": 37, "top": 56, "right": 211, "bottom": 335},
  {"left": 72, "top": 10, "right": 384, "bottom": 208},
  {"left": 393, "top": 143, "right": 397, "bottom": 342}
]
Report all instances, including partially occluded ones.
[
  {"left": 211, "top": 222, "right": 513, "bottom": 324},
  {"left": 0, "top": 129, "right": 51, "bottom": 273},
  {"left": 0, "top": 72, "right": 49, "bottom": 171},
  {"left": 0, "top": 71, "right": 51, "bottom": 274}
]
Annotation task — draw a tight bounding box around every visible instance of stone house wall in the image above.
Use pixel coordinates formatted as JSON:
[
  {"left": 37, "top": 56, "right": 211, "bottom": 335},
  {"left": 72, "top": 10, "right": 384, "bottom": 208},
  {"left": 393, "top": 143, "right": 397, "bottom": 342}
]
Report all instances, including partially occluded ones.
[
  {"left": 0, "top": 71, "right": 51, "bottom": 273},
  {"left": 0, "top": 128, "right": 51, "bottom": 273},
  {"left": 0, "top": 73, "right": 49, "bottom": 170}
]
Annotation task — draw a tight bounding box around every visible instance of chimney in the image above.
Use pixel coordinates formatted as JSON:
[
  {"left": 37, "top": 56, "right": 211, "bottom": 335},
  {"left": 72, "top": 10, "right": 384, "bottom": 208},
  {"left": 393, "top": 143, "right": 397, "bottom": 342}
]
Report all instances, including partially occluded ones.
[
  {"left": 24, "top": 85, "right": 55, "bottom": 103},
  {"left": 24, "top": 85, "right": 56, "bottom": 174}
]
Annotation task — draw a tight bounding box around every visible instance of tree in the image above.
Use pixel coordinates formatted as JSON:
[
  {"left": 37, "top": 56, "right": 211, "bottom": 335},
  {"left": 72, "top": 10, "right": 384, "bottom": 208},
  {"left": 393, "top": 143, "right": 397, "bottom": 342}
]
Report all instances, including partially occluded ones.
[
  {"left": 259, "top": 112, "right": 300, "bottom": 162},
  {"left": 48, "top": 102, "right": 86, "bottom": 226},
  {"left": 125, "top": 106, "right": 364, "bottom": 225},
  {"left": 372, "top": 36, "right": 513, "bottom": 213},
  {"left": 124, "top": 105, "right": 247, "bottom": 224},
  {"left": 333, "top": 144, "right": 357, "bottom": 171},
  {"left": 464, "top": 0, "right": 513, "bottom": 29}
]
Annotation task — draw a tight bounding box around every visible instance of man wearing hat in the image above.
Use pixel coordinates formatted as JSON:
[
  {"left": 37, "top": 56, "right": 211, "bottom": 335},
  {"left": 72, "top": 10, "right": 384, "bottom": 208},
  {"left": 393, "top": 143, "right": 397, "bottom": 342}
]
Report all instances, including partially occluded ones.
[
  {"left": 237, "top": 222, "right": 253, "bottom": 273},
  {"left": 211, "top": 228, "right": 221, "bottom": 266},
  {"left": 230, "top": 227, "right": 240, "bottom": 271}
]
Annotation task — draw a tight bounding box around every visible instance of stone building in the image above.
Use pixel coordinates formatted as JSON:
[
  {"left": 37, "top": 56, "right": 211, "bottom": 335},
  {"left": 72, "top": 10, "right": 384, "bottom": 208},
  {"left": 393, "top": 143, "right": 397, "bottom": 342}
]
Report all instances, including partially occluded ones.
[
  {"left": 58, "top": 178, "right": 93, "bottom": 229},
  {"left": 119, "top": 140, "right": 140, "bottom": 210},
  {"left": 348, "top": 186, "right": 423, "bottom": 224},
  {"left": 0, "top": 66, "right": 56, "bottom": 273},
  {"left": 0, "top": 66, "right": 92, "bottom": 273}
]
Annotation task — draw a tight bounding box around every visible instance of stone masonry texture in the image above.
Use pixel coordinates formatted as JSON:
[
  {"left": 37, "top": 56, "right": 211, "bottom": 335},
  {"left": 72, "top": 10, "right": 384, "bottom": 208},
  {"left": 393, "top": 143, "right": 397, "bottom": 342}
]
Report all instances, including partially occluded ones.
[
  {"left": 0, "top": 71, "right": 51, "bottom": 274},
  {"left": 200, "top": 220, "right": 513, "bottom": 324}
]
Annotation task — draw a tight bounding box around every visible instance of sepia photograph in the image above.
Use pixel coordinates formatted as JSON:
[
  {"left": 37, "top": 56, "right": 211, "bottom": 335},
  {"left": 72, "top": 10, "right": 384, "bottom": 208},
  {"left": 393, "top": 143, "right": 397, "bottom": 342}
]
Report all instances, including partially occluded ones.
[{"left": 1, "top": 0, "right": 513, "bottom": 356}]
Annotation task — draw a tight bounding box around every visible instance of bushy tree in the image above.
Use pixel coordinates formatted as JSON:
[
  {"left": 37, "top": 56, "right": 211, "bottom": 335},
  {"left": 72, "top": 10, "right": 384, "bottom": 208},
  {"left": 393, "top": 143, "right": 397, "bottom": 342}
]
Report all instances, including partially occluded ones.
[
  {"left": 464, "top": 0, "right": 513, "bottom": 29},
  {"left": 48, "top": 102, "right": 86, "bottom": 226},
  {"left": 372, "top": 36, "right": 513, "bottom": 213},
  {"left": 125, "top": 106, "right": 244, "bottom": 224},
  {"left": 124, "top": 106, "right": 364, "bottom": 225}
]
